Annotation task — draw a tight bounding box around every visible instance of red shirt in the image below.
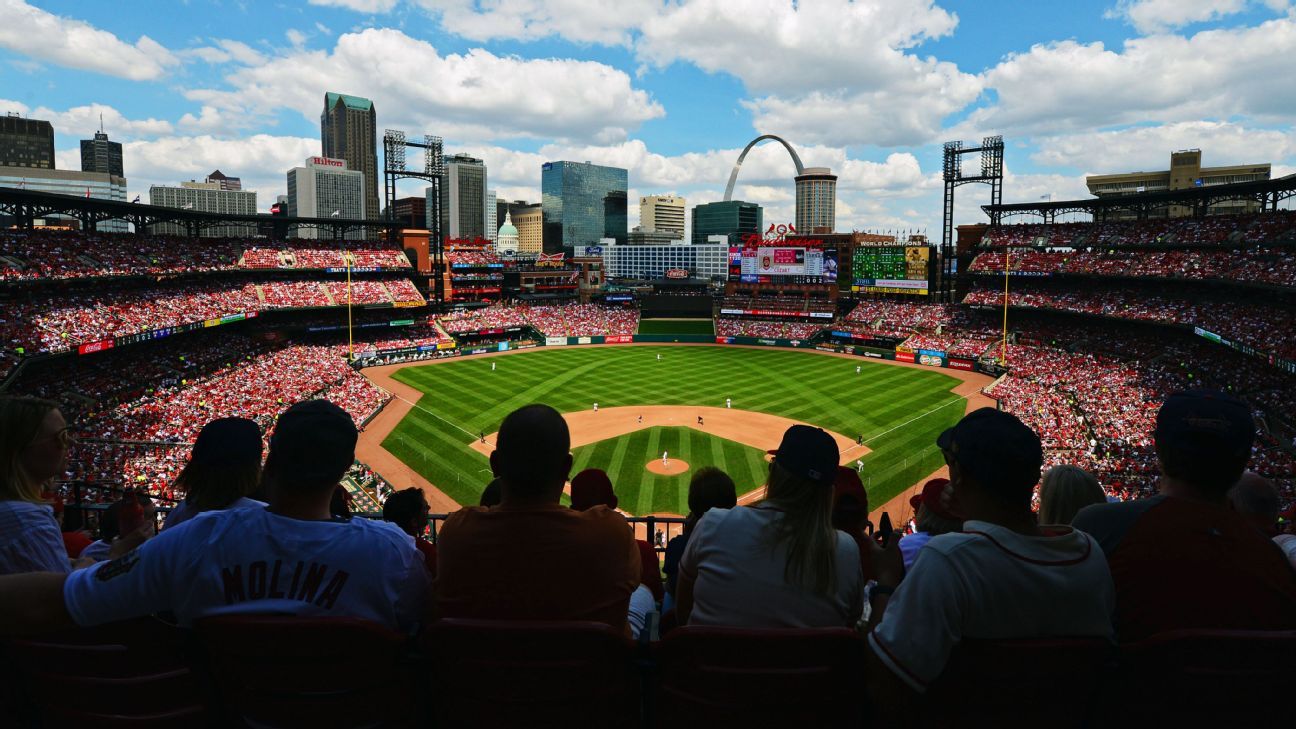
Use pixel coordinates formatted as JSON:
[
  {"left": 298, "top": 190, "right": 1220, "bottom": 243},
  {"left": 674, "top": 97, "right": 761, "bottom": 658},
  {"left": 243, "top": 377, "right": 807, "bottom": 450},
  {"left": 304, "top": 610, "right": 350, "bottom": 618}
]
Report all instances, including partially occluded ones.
[
  {"left": 1075, "top": 495, "right": 1296, "bottom": 641},
  {"left": 63, "top": 530, "right": 92, "bottom": 559},
  {"left": 414, "top": 537, "right": 437, "bottom": 580},
  {"left": 636, "top": 539, "right": 664, "bottom": 601}
]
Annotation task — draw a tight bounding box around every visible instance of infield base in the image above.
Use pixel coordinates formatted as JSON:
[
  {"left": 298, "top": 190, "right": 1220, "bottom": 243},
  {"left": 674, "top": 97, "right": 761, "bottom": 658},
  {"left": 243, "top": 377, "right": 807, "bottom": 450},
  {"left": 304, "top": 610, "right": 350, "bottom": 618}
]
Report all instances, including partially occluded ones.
[{"left": 646, "top": 459, "right": 690, "bottom": 476}]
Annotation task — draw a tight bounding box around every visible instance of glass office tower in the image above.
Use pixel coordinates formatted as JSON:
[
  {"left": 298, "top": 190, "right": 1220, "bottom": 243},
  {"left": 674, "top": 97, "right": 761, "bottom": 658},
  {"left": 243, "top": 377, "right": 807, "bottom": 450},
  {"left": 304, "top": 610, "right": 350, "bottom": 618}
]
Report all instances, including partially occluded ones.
[{"left": 541, "top": 161, "right": 628, "bottom": 252}]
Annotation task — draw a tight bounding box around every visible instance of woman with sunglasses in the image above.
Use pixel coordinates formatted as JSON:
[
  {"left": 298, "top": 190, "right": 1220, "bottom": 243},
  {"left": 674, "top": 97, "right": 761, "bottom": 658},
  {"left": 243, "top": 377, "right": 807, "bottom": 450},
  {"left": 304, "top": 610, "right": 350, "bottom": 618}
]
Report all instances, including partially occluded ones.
[{"left": 0, "top": 396, "right": 75, "bottom": 574}]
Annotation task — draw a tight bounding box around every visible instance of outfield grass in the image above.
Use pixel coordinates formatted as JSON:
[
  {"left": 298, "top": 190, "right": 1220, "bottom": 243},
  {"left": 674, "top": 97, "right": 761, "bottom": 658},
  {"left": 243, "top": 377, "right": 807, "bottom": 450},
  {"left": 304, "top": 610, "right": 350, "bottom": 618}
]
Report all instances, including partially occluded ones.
[
  {"left": 382, "top": 345, "right": 965, "bottom": 513},
  {"left": 571, "top": 427, "right": 769, "bottom": 515},
  {"left": 636, "top": 318, "right": 715, "bottom": 335}
]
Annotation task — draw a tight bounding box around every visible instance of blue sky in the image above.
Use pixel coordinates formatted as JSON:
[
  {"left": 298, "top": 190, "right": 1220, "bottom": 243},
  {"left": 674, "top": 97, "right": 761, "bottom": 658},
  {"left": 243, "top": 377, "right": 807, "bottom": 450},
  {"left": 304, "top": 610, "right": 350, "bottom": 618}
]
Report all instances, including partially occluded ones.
[{"left": 2, "top": 0, "right": 1294, "bottom": 238}]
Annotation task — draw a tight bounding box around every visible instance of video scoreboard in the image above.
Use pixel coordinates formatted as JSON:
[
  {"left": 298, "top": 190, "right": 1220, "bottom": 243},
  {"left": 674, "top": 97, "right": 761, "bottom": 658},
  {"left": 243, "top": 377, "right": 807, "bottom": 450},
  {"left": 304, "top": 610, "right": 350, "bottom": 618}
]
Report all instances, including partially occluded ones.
[
  {"left": 851, "top": 246, "right": 932, "bottom": 295},
  {"left": 728, "top": 246, "right": 839, "bottom": 285}
]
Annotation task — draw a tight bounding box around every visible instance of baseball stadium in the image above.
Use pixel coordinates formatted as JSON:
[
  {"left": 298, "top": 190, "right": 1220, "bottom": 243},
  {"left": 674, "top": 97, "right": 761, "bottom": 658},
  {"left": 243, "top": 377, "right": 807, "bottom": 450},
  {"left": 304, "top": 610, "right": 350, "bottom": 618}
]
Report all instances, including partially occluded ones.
[{"left": 1, "top": 17, "right": 1296, "bottom": 725}]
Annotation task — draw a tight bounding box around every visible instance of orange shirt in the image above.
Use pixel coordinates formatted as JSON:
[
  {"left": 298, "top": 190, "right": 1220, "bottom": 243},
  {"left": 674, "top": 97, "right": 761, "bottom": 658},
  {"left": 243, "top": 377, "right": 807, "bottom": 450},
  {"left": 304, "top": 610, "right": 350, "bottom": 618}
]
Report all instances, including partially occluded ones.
[{"left": 434, "top": 503, "right": 640, "bottom": 631}]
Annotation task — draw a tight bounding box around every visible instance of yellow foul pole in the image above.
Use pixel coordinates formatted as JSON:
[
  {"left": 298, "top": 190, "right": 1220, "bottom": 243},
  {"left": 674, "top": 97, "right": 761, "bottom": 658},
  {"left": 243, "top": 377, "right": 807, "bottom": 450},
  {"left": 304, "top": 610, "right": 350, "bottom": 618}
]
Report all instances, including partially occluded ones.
[
  {"left": 347, "top": 250, "right": 354, "bottom": 362},
  {"left": 1000, "top": 245, "right": 1009, "bottom": 365}
]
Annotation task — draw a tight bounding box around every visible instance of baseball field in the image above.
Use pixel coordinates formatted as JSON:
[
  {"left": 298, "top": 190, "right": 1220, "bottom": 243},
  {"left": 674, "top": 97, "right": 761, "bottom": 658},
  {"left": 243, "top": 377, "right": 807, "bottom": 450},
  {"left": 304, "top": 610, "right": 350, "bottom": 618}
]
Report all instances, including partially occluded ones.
[{"left": 375, "top": 345, "right": 971, "bottom": 514}]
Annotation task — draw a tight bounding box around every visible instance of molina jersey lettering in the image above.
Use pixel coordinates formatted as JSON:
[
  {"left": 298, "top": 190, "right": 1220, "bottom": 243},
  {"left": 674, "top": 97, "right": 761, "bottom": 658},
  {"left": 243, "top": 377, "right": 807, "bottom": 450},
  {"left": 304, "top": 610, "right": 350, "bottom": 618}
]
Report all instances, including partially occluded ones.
[{"left": 64, "top": 508, "right": 429, "bottom": 632}]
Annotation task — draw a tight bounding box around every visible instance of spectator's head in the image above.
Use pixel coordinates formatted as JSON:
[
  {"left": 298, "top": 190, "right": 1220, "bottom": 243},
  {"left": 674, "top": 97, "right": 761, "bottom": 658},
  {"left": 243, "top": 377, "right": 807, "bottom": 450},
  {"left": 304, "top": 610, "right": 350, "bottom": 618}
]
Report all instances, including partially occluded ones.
[
  {"left": 262, "top": 400, "right": 358, "bottom": 497},
  {"left": 765, "top": 425, "right": 840, "bottom": 596},
  {"left": 0, "top": 396, "right": 69, "bottom": 503},
  {"left": 1227, "top": 471, "right": 1280, "bottom": 537},
  {"left": 570, "top": 469, "right": 617, "bottom": 511},
  {"left": 937, "top": 408, "right": 1043, "bottom": 515},
  {"left": 1154, "top": 390, "right": 1255, "bottom": 502},
  {"left": 382, "top": 487, "right": 430, "bottom": 538},
  {"left": 831, "top": 466, "right": 869, "bottom": 536},
  {"left": 910, "top": 478, "right": 962, "bottom": 535},
  {"left": 1038, "top": 465, "right": 1105, "bottom": 525},
  {"left": 490, "top": 404, "right": 571, "bottom": 503},
  {"left": 685, "top": 467, "right": 737, "bottom": 532},
  {"left": 177, "top": 417, "right": 262, "bottom": 514},
  {"left": 479, "top": 478, "right": 502, "bottom": 507}
]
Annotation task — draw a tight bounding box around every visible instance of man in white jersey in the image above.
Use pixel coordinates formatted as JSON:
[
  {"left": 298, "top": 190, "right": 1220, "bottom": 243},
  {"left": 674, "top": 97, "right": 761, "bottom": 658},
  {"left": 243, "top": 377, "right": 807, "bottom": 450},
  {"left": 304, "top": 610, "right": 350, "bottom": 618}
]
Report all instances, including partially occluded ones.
[
  {"left": 865, "top": 408, "right": 1113, "bottom": 719},
  {"left": 0, "top": 400, "right": 429, "bottom": 635},
  {"left": 662, "top": 451, "right": 669, "bottom": 466}
]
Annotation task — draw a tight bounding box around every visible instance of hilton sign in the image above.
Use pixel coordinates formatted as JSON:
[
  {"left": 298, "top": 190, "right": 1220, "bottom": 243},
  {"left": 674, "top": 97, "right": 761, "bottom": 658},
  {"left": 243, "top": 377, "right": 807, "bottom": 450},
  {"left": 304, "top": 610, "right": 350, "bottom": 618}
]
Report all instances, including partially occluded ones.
[{"left": 308, "top": 156, "right": 347, "bottom": 169}]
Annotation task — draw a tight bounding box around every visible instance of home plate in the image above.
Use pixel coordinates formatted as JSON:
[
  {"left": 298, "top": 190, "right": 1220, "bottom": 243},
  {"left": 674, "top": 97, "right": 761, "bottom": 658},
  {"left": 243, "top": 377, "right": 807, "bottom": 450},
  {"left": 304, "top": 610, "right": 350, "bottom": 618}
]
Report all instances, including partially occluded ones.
[{"left": 646, "top": 459, "right": 689, "bottom": 476}]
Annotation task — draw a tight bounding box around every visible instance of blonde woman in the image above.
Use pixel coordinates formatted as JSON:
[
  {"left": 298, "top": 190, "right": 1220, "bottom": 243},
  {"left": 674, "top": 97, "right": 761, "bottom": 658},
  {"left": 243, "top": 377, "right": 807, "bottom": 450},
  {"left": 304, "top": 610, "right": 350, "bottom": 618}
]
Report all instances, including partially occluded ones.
[
  {"left": 1039, "top": 464, "right": 1106, "bottom": 525},
  {"left": 676, "top": 425, "right": 863, "bottom": 628},
  {"left": 0, "top": 396, "right": 73, "bottom": 574}
]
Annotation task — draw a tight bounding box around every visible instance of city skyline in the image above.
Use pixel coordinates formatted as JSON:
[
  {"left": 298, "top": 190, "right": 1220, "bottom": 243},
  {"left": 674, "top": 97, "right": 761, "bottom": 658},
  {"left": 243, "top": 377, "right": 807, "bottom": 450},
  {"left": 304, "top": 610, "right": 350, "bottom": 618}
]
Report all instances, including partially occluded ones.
[{"left": 1, "top": 0, "right": 1294, "bottom": 241}]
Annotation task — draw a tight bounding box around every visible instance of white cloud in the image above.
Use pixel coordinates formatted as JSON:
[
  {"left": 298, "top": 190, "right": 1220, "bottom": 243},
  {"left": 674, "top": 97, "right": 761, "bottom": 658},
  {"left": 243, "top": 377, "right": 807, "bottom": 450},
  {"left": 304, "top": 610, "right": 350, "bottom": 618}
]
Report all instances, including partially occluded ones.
[
  {"left": 286, "top": 29, "right": 307, "bottom": 49},
  {"left": 308, "top": 0, "right": 400, "bottom": 12},
  {"left": 1106, "top": 0, "right": 1248, "bottom": 34},
  {"left": 0, "top": 0, "right": 177, "bottom": 80},
  {"left": 0, "top": 100, "right": 173, "bottom": 139},
  {"left": 1030, "top": 121, "right": 1296, "bottom": 172},
  {"left": 115, "top": 134, "right": 320, "bottom": 209},
  {"left": 966, "top": 15, "right": 1296, "bottom": 135},
  {"left": 187, "top": 28, "right": 663, "bottom": 144},
  {"left": 415, "top": 0, "right": 659, "bottom": 46}
]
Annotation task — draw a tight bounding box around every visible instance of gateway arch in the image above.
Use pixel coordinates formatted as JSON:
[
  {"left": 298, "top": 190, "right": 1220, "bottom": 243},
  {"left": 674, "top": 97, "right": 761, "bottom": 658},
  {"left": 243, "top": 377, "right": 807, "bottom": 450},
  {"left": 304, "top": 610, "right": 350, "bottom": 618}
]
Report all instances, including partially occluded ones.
[{"left": 723, "top": 134, "right": 805, "bottom": 201}]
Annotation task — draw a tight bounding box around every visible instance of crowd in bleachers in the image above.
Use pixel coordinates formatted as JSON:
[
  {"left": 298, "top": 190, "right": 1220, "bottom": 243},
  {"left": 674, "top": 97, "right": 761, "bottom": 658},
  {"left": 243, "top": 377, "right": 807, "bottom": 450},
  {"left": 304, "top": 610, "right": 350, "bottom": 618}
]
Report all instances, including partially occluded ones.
[
  {"left": 963, "top": 281, "right": 1296, "bottom": 359},
  {"left": 436, "top": 302, "right": 639, "bottom": 337},
  {"left": 714, "top": 317, "right": 824, "bottom": 339},
  {"left": 899, "top": 332, "right": 994, "bottom": 358},
  {"left": 968, "top": 247, "right": 1296, "bottom": 288},
  {"left": 0, "top": 230, "right": 411, "bottom": 282},
  {"left": 979, "top": 211, "right": 1296, "bottom": 249},
  {"left": 446, "top": 249, "right": 501, "bottom": 267},
  {"left": 720, "top": 295, "right": 835, "bottom": 315}
]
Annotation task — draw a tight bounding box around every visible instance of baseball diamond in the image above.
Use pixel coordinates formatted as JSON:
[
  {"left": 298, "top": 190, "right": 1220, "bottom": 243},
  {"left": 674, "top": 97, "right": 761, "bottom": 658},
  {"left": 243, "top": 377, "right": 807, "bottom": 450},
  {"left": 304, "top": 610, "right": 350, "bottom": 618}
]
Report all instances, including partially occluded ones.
[{"left": 366, "top": 344, "right": 977, "bottom": 514}]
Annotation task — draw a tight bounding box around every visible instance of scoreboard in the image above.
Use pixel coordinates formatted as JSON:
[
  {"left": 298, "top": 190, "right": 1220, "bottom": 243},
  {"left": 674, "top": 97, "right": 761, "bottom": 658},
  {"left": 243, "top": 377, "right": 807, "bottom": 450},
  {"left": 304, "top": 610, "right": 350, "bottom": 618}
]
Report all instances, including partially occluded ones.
[
  {"left": 851, "top": 246, "right": 932, "bottom": 295},
  {"left": 728, "top": 246, "right": 839, "bottom": 285}
]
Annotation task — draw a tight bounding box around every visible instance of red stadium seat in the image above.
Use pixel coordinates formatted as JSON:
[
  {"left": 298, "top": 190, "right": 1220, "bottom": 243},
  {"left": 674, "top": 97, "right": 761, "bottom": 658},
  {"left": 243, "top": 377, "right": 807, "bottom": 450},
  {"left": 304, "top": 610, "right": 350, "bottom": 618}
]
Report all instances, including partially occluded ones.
[
  {"left": 421, "top": 619, "right": 640, "bottom": 729},
  {"left": 196, "top": 614, "right": 419, "bottom": 728},
  {"left": 653, "top": 626, "right": 865, "bottom": 729},
  {"left": 3, "top": 616, "right": 214, "bottom": 727},
  {"left": 919, "top": 637, "right": 1112, "bottom": 728},
  {"left": 1107, "top": 630, "right": 1296, "bottom": 725}
]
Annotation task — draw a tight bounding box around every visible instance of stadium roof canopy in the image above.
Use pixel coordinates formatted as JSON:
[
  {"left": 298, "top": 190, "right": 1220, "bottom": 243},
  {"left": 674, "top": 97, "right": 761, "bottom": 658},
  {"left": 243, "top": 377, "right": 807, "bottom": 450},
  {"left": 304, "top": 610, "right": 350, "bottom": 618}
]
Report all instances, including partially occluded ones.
[
  {"left": 0, "top": 187, "right": 391, "bottom": 238},
  {"left": 982, "top": 174, "right": 1296, "bottom": 223}
]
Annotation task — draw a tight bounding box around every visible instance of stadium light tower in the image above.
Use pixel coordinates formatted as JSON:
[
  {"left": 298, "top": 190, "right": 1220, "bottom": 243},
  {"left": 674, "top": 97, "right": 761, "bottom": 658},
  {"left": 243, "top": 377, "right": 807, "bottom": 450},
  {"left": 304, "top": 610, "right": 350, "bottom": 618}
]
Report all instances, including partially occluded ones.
[{"left": 940, "top": 136, "right": 1004, "bottom": 303}]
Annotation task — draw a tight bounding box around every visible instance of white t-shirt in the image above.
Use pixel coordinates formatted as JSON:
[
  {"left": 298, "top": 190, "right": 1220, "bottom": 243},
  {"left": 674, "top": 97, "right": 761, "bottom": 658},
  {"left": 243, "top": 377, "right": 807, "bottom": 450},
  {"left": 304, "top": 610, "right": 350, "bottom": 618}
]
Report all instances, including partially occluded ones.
[
  {"left": 0, "top": 500, "right": 70, "bottom": 575},
  {"left": 163, "top": 497, "right": 267, "bottom": 530},
  {"left": 1275, "top": 535, "right": 1296, "bottom": 569},
  {"left": 64, "top": 507, "right": 429, "bottom": 632},
  {"left": 869, "top": 520, "right": 1114, "bottom": 693},
  {"left": 679, "top": 506, "right": 863, "bottom": 628}
]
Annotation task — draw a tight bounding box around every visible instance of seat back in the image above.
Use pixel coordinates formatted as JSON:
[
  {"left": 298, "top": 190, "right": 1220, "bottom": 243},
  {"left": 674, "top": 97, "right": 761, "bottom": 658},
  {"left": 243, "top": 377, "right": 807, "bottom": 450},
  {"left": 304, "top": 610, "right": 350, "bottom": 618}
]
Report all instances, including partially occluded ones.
[
  {"left": 196, "top": 615, "right": 418, "bottom": 728},
  {"left": 4, "top": 616, "right": 213, "bottom": 727},
  {"left": 654, "top": 626, "right": 865, "bottom": 729},
  {"left": 921, "top": 637, "right": 1112, "bottom": 728},
  {"left": 1112, "top": 630, "right": 1296, "bottom": 725},
  {"left": 422, "top": 619, "right": 639, "bottom": 729}
]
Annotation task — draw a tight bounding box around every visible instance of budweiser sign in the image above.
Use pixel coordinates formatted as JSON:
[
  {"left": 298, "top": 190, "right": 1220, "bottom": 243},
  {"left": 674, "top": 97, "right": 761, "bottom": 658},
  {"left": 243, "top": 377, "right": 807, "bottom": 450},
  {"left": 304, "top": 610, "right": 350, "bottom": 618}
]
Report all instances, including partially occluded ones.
[{"left": 536, "top": 252, "right": 566, "bottom": 267}]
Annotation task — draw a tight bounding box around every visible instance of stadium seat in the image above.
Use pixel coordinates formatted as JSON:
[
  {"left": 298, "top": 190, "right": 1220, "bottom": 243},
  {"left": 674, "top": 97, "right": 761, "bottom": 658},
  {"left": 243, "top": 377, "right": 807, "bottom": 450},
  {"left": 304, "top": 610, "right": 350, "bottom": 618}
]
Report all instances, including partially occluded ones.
[
  {"left": 919, "top": 637, "right": 1112, "bottom": 728},
  {"left": 421, "top": 619, "right": 640, "bottom": 729},
  {"left": 653, "top": 626, "right": 866, "bottom": 729},
  {"left": 1107, "top": 629, "right": 1296, "bottom": 725},
  {"left": 3, "top": 616, "right": 214, "bottom": 727},
  {"left": 195, "top": 614, "right": 419, "bottom": 728}
]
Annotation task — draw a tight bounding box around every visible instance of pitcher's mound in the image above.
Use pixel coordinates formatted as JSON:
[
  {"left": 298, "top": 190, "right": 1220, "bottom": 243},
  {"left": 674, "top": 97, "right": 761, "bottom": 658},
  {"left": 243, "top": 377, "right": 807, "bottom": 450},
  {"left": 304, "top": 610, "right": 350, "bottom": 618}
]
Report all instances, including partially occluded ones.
[{"left": 646, "top": 459, "right": 690, "bottom": 476}]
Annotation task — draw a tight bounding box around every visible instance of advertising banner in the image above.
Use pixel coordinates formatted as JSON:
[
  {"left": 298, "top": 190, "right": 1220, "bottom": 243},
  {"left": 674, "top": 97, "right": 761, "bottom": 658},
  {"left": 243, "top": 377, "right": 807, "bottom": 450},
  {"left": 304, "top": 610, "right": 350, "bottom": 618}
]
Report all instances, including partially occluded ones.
[
  {"left": 576, "top": 336, "right": 592, "bottom": 345},
  {"left": 919, "top": 353, "right": 945, "bottom": 367},
  {"left": 77, "top": 339, "right": 114, "bottom": 356},
  {"left": 605, "top": 335, "right": 633, "bottom": 343},
  {"left": 918, "top": 349, "right": 946, "bottom": 359},
  {"left": 497, "top": 342, "right": 510, "bottom": 352},
  {"left": 895, "top": 350, "right": 916, "bottom": 363},
  {"left": 715, "top": 336, "right": 735, "bottom": 344},
  {"left": 860, "top": 350, "right": 885, "bottom": 359},
  {"left": 947, "top": 358, "right": 975, "bottom": 371},
  {"left": 545, "top": 336, "right": 567, "bottom": 347}
]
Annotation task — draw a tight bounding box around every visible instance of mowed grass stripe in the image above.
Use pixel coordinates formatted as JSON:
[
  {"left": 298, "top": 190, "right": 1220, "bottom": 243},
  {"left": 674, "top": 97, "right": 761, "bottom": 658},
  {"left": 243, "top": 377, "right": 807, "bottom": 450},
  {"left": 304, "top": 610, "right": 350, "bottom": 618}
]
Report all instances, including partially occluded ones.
[{"left": 384, "top": 346, "right": 965, "bottom": 511}]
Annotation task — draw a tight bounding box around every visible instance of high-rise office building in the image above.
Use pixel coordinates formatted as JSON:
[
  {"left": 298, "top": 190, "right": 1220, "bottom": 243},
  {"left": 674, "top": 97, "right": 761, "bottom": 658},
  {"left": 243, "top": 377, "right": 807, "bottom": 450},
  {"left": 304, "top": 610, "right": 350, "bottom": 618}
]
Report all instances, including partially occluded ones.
[
  {"left": 485, "top": 189, "right": 497, "bottom": 242},
  {"left": 150, "top": 181, "right": 258, "bottom": 237},
  {"left": 692, "top": 200, "right": 763, "bottom": 245},
  {"left": 514, "top": 203, "right": 543, "bottom": 253},
  {"left": 541, "top": 161, "right": 628, "bottom": 252},
  {"left": 795, "top": 167, "right": 836, "bottom": 233},
  {"left": 80, "top": 131, "right": 123, "bottom": 177},
  {"left": 391, "top": 196, "right": 427, "bottom": 229},
  {"left": 286, "top": 156, "right": 367, "bottom": 239},
  {"left": 639, "top": 194, "right": 686, "bottom": 239},
  {"left": 0, "top": 113, "right": 55, "bottom": 169},
  {"left": 205, "top": 169, "right": 242, "bottom": 191},
  {"left": 321, "top": 92, "right": 378, "bottom": 223},
  {"left": 439, "top": 154, "right": 487, "bottom": 240}
]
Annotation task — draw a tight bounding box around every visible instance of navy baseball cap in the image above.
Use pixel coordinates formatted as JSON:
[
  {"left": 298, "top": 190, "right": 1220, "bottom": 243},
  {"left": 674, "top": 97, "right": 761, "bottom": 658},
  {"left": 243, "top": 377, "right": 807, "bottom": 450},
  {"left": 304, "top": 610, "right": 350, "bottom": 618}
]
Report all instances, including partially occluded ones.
[
  {"left": 937, "top": 407, "right": 1043, "bottom": 486},
  {"left": 269, "top": 400, "right": 358, "bottom": 482},
  {"left": 769, "top": 425, "right": 839, "bottom": 485},
  {"left": 1154, "top": 390, "right": 1254, "bottom": 458},
  {"left": 190, "top": 417, "right": 262, "bottom": 468}
]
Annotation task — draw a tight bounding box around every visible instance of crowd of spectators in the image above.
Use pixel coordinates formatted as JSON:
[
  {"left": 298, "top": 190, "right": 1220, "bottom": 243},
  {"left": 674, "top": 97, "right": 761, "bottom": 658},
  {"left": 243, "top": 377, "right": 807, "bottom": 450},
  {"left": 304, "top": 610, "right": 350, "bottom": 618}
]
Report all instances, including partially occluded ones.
[
  {"left": 714, "top": 318, "right": 824, "bottom": 339},
  {"left": 968, "top": 247, "right": 1296, "bottom": 289},
  {"left": 899, "top": 332, "right": 995, "bottom": 358},
  {"left": 720, "top": 295, "right": 835, "bottom": 315},
  {"left": 436, "top": 302, "right": 639, "bottom": 337},
  {"left": 979, "top": 211, "right": 1296, "bottom": 250},
  {"left": 446, "top": 249, "right": 501, "bottom": 267},
  {"left": 0, "top": 230, "right": 412, "bottom": 282}
]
